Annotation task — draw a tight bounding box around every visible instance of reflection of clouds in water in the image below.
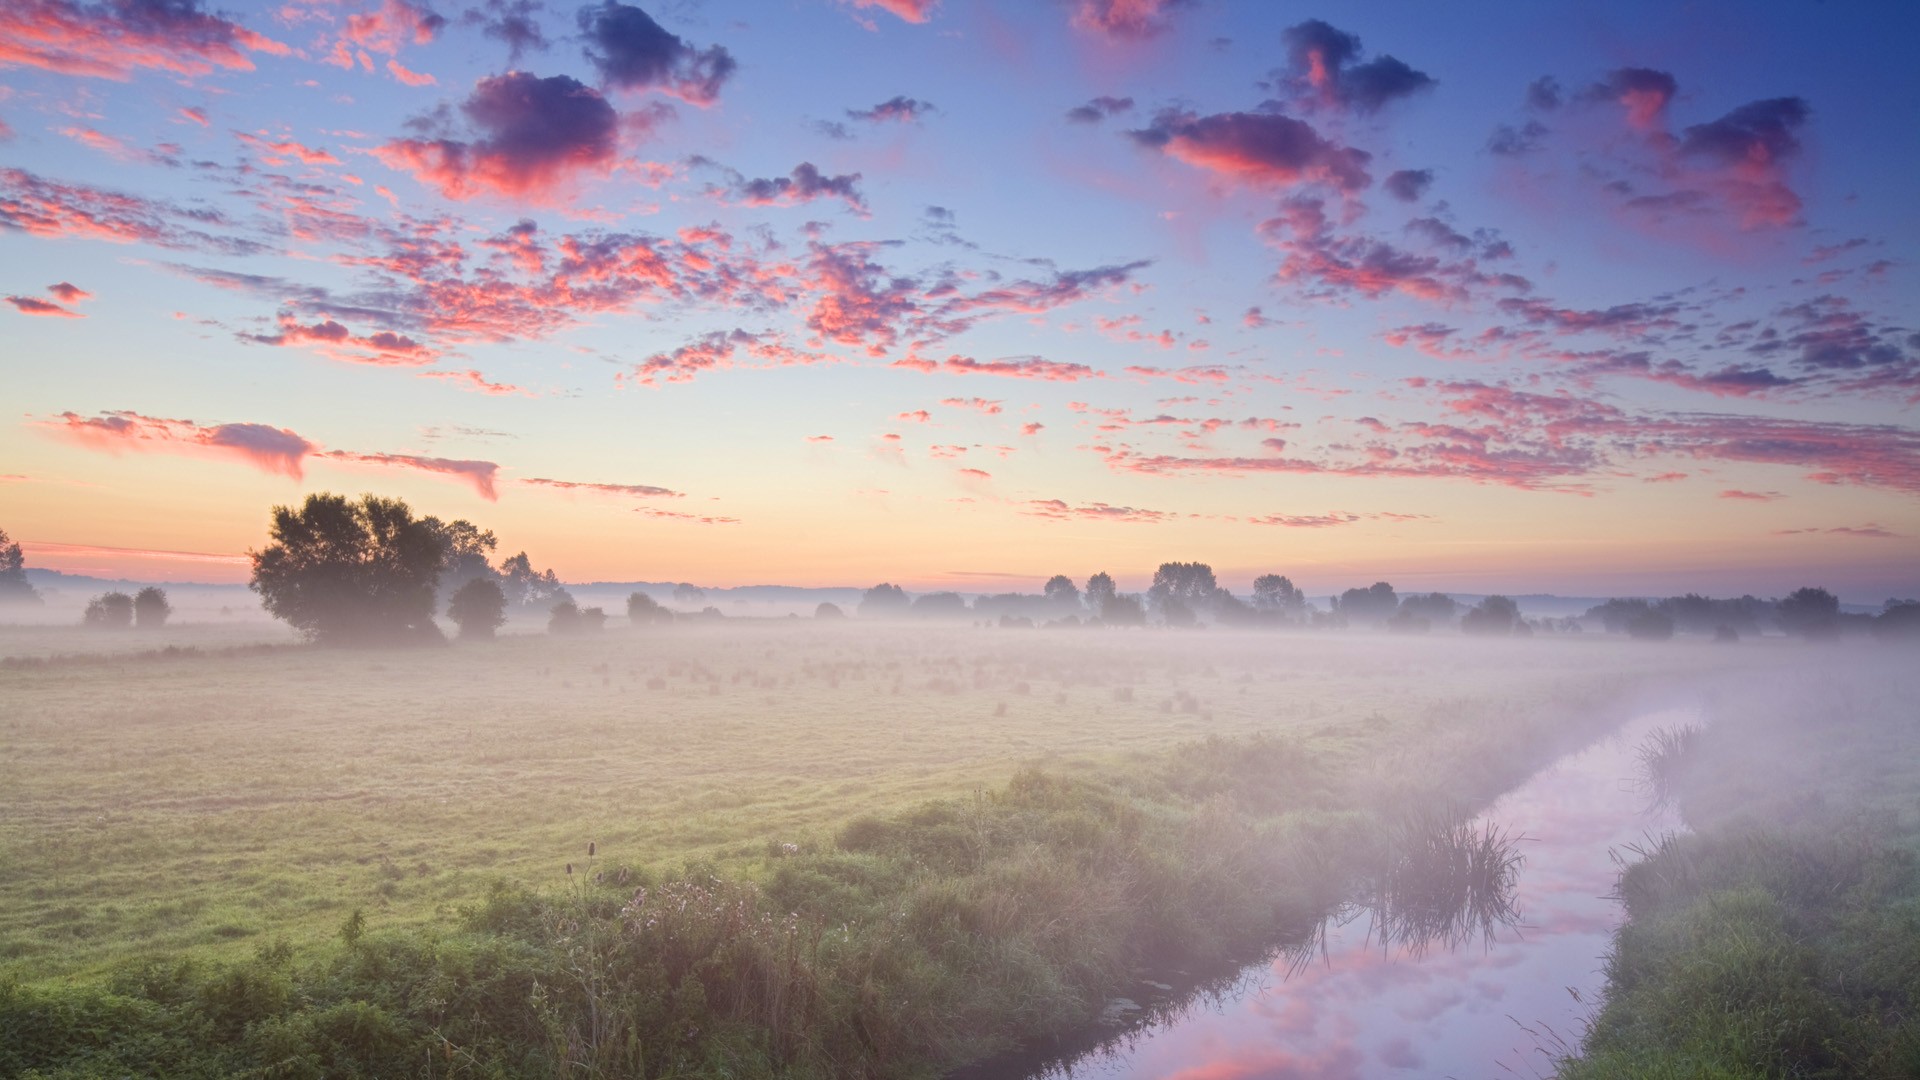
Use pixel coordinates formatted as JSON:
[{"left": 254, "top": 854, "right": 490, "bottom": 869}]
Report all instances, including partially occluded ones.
[{"left": 1069, "top": 710, "right": 1695, "bottom": 1080}]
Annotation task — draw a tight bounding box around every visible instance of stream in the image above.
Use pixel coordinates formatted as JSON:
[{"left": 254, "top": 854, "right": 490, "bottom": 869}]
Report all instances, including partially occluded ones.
[{"left": 988, "top": 708, "right": 1691, "bottom": 1080}]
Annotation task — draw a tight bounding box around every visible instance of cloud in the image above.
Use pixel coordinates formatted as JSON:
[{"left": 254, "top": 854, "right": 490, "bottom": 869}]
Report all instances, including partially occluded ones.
[
  {"left": 578, "top": 0, "right": 734, "bottom": 105},
  {"left": 47, "top": 281, "right": 91, "bottom": 303},
  {"left": 896, "top": 409, "right": 932, "bottom": 423},
  {"left": 842, "top": 0, "right": 936, "bottom": 23},
  {"left": 939, "top": 397, "right": 1003, "bottom": 414},
  {"left": 1070, "top": 0, "right": 1194, "bottom": 41},
  {"left": 709, "top": 161, "right": 867, "bottom": 213},
  {"left": 627, "top": 328, "right": 830, "bottom": 385},
  {"left": 374, "top": 72, "right": 621, "bottom": 203},
  {"left": 1021, "top": 422, "right": 1043, "bottom": 435},
  {"left": 1131, "top": 109, "right": 1372, "bottom": 192},
  {"left": 320, "top": 450, "right": 500, "bottom": 499},
  {"left": 6, "top": 294, "right": 83, "bottom": 317},
  {"left": 246, "top": 314, "right": 438, "bottom": 365},
  {"left": 1024, "top": 498, "right": 1171, "bottom": 523},
  {"left": 1261, "top": 196, "right": 1528, "bottom": 303},
  {"left": 1772, "top": 523, "right": 1897, "bottom": 539},
  {"left": 636, "top": 507, "right": 738, "bottom": 524},
  {"left": 1717, "top": 489, "right": 1782, "bottom": 501},
  {"left": 893, "top": 353, "right": 1101, "bottom": 381},
  {"left": 1277, "top": 19, "right": 1435, "bottom": 113},
  {"left": 1584, "top": 67, "right": 1678, "bottom": 132},
  {"left": 416, "top": 368, "right": 533, "bottom": 396},
  {"left": 519, "top": 476, "right": 680, "bottom": 498},
  {"left": 0, "top": 0, "right": 288, "bottom": 80},
  {"left": 1676, "top": 96, "right": 1810, "bottom": 228},
  {"left": 467, "top": 0, "right": 547, "bottom": 63},
  {"left": 847, "top": 95, "right": 934, "bottom": 123},
  {"left": 1, "top": 167, "right": 264, "bottom": 254},
  {"left": 1383, "top": 168, "right": 1433, "bottom": 202},
  {"left": 1067, "top": 95, "right": 1134, "bottom": 123},
  {"left": 41, "top": 409, "right": 316, "bottom": 477}
]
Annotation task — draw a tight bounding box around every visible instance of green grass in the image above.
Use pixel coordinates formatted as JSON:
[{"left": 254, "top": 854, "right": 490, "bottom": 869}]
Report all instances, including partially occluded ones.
[
  {"left": 1562, "top": 658, "right": 1920, "bottom": 1079},
  {"left": 0, "top": 619, "right": 1839, "bottom": 1076}
]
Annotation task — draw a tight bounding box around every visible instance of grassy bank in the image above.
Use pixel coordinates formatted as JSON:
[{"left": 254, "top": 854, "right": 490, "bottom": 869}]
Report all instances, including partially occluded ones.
[{"left": 1561, "top": 658, "right": 1920, "bottom": 1078}]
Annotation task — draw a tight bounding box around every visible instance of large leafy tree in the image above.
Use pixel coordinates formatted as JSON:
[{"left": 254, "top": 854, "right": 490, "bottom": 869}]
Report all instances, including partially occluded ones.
[
  {"left": 447, "top": 577, "right": 508, "bottom": 639},
  {"left": 250, "top": 493, "right": 446, "bottom": 644}
]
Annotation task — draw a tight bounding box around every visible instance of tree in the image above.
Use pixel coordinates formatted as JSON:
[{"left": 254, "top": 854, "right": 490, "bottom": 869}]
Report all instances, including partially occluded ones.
[
  {"left": 1775, "top": 586, "right": 1840, "bottom": 639},
  {"left": 548, "top": 599, "right": 582, "bottom": 634},
  {"left": 0, "top": 527, "right": 42, "bottom": 606},
  {"left": 814, "top": 601, "right": 846, "bottom": 620},
  {"left": 858, "top": 582, "right": 910, "bottom": 618},
  {"left": 1626, "top": 609, "right": 1675, "bottom": 641},
  {"left": 1873, "top": 600, "right": 1920, "bottom": 642},
  {"left": 1460, "top": 595, "right": 1518, "bottom": 636},
  {"left": 672, "top": 583, "right": 706, "bottom": 606},
  {"left": 250, "top": 493, "right": 445, "bottom": 645},
  {"left": 424, "top": 517, "right": 499, "bottom": 603},
  {"left": 628, "top": 591, "right": 673, "bottom": 625},
  {"left": 1336, "top": 582, "right": 1398, "bottom": 624},
  {"left": 83, "top": 591, "right": 134, "bottom": 629},
  {"left": 1101, "top": 594, "right": 1147, "bottom": 627},
  {"left": 1084, "top": 572, "right": 1117, "bottom": 615},
  {"left": 1398, "top": 592, "right": 1459, "bottom": 624},
  {"left": 1148, "top": 562, "right": 1219, "bottom": 625},
  {"left": 499, "top": 552, "right": 571, "bottom": 611},
  {"left": 910, "top": 591, "right": 968, "bottom": 619},
  {"left": 1251, "top": 574, "right": 1305, "bottom": 616},
  {"left": 448, "top": 577, "right": 507, "bottom": 639},
  {"left": 1043, "top": 574, "right": 1081, "bottom": 610},
  {"left": 132, "top": 586, "right": 172, "bottom": 629}
]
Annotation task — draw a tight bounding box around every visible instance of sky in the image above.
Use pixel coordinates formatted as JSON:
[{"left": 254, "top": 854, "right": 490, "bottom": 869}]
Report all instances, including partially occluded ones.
[{"left": 1, "top": 0, "right": 1916, "bottom": 601}]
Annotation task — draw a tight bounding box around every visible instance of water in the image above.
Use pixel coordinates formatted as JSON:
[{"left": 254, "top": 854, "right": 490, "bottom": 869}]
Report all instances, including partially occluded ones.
[{"left": 1009, "top": 709, "right": 1690, "bottom": 1080}]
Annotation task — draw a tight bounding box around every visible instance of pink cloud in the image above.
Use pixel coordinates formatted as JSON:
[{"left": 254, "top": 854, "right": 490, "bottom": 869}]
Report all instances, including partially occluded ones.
[
  {"left": 893, "top": 353, "right": 1101, "bottom": 381},
  {"left": 47, "top": 281, "right": 90, "bottom": 303},
  {"left": 320, "top": 450, "right": 498, "bottom": 500},
  {"left": 0, "top": 0, "right": 288, "bottom": 81},
  {"left": 7, "top": 294, "right": 82, "bottom": 317},
  {"left": 1023, "top": 498, "right": 1171, "bottom": 523},
  {"left": 1070, "top": 0, "right": 1191, "bottom": 40},
  {"left": 844, "top": 0, "right": 936, "bottom": 23},
  {"left": 41, "top": 410, "right": 315, "bottom": 477},
  {"left": 1132, "top": 110, "right": 1371, "bottom": 191},
  {"left": 1717, "top": 489, "right": 1782, "bottom": 501},
  {"left": 940, "top": 397, "right": 1004, "bottom": 414},
  {"left": 519, "top": 477, "right": 680, "bottom": 498},
  {"left": 416, "top": 368, "right": 532, "bottom": 396},
  {"left": 374, "top": 73, "right": 620, "bottom": 205}
]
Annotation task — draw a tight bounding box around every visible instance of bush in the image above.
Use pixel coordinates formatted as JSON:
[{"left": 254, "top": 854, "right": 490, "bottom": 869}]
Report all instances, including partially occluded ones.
[
  {"left": 448, "top": 577, "right": 507, "bottom": 639},
  {"left": 1625, "top": 610, "right": 1675, "bottom": 640},
  {"left": 83, "top": 591, "right": 134, "bottom": 629},
  {"left": 132, "top": 586, "right": 172, "bottom": 629},
  {"left": 628, "top": 591, "right": 674, "bottom": 626}
]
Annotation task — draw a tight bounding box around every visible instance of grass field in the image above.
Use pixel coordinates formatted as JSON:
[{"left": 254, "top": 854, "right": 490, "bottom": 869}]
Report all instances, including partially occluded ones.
[{"left": 0, "top": 620, "right": 1753, "bottom": 987}]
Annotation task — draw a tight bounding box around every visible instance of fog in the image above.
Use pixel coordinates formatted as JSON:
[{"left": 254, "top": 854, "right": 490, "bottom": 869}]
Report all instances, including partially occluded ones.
[{"left": 3, "top": 573, "right": 1915, "bottom": 1078}]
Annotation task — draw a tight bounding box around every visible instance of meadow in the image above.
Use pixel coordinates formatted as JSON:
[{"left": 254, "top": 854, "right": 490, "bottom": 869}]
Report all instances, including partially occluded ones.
[{"left": 0, "top": 618, "right": 1877, "bottom": 1076}]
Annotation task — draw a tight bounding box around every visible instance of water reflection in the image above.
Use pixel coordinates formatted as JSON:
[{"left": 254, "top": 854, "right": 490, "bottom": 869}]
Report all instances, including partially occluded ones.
[{"left": 976, "top": 710, "right": 1689, "bottom": 1080}]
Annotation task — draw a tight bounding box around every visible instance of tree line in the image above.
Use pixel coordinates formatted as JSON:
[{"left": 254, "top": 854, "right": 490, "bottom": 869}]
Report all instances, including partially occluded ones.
[{"left": 6, "top": 509, "right": 1915, "bottom": 644}]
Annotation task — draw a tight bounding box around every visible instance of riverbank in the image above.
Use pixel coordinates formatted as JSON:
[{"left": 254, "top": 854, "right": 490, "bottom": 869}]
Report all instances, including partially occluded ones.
[{"left": 1561, "top": 653, "right": 1920, "bottom": 1078}]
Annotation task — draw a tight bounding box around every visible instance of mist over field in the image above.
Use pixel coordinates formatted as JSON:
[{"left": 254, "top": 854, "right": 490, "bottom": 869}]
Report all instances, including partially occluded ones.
[{"left": 4, "top": 0, "right": 1918, "bottom": 1076}]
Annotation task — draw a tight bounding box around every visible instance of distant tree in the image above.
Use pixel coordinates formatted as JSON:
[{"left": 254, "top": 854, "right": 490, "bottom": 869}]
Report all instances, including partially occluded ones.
[
  {"left": 1337, "top": 582, "right": 1399, "bottom": 624},
  {"left": 1102, "top": 594, "right": 1147, "bottom": 627},
  {"left": 1084, "top": 572, "right": 1117, "bottom": 614},
  {"left": 1399, "top": 592, "right": 1459, "bottom": 624},
  {"left": 424, "top": 517, "right": 499, "bottom": 604},
  {"left": 1775, "top": 586, "right": 1840, "bottom": 639},
  {"left": 1461, "top": 595, "right": 1519, "bottom": 636},
  {"left": 1873, "top": 600, "right": 1920, "bottom": 642},
  {"left": 1626, "top": 609, "right": 1675, "bottom": 641},
  {"left": 548, "top": 599, "right": 582, "bottom": 634},
  {"left": 0, "top": 527, "right": 42, "bottom": 606},
  {"left": 132, "top": 586, "right": 172, "bottom": 629},
  {"left": 1043, "top": 574, "right": 1081, "bottom": 610},
  {"left": 910, "top": 591, "right": 969, "bottom": 619},
  {"left": 858, "top": 582, "right": 911, "bottom": 618},
  {"left": 83, "top": 591, "right": 134, "bottom": 629},
  {"left": 250, "top": 494, "right": 445, "bottom": 645},
  {"left": 672, "top": 583, "right": 707, "bottom": 606},
  {"left": 814, "top": 601, "right": 846, "bottom": 620},
  {"left": 499, "top": 552, "right": 571, "bottom": 612},
  {"left": 579, "top": 606, "right": 608, "bottom": 631},
  {"left": 1713, "top": 624, "right": 1739, "bottom": 644},
  {"left": 1148, "top": 562, "right": 1218, "bottom": 625},
  {"left": 628, "top": 591, "right": 673, "bottom": 626},
  {"left": 1251, "top": 574, "right": 1305, "bottom": 615},
  {"left": 448, "top": 577, "right": 507, "bottom": 639}
]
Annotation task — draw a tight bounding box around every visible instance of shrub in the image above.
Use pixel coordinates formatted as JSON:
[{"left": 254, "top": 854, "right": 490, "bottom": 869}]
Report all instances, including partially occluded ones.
[
  {"left": 132, "top": 586, "right": 172, "bottom": 629},
  {"left": 448, "top": 577, "right": 507, "bottom": 639},
  {"left": 83, "top": 591, "right": 135, "bottom": 629}
]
